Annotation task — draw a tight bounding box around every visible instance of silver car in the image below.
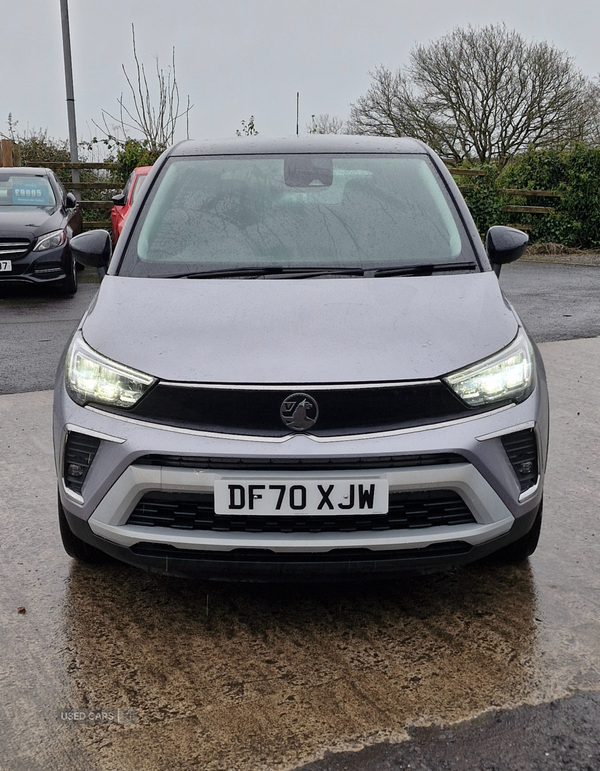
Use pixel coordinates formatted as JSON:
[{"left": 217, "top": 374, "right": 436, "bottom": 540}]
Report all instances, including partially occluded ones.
[{"left": 53, "top": 136, "right": 548, "bottom": 580}]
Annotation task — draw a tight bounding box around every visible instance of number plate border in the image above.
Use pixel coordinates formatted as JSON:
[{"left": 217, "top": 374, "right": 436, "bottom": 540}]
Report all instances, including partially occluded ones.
[{"left": 213, "top": 476, "right": 389, "bottom": 516}]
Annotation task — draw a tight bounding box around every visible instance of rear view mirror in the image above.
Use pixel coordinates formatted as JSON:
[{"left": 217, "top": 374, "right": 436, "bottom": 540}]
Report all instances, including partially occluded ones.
[
  {"left": 284, "top": 156, "right": 333, "bottom": 187},
  {"left": 112, "top": 192, "right": 126, "bottom": 206},
  {"left": 486, "top": 226, "right": 529, "bottom": 276},
  {"left": 65, "top": 192, "right": 77, "bottom": 209}
]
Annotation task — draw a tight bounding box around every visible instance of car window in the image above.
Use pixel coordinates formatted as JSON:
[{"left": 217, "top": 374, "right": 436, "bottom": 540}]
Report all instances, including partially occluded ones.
[
  {"left": 123, "top": 155, "right": 475, "bottom": 277},
  {"left": 0, "top": 174, "right": 56, "bottom": 207},
  {"left": 52, "top": 172, "right": 68, "bottom": 203},
  {"left": 130, "top": 172, "right": 148, "bottom": 205},
  {"left": 121, "top": 171, "right": 135, "bottom": 204}
]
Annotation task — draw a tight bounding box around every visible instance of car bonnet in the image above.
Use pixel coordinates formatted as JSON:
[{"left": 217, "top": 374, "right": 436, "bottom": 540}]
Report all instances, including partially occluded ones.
[
  {"left": 81, "top": 272, "right": 518, "bottom": 384},
  {"left": 0, "top": 206, "right": 64, "bottom": 238}
]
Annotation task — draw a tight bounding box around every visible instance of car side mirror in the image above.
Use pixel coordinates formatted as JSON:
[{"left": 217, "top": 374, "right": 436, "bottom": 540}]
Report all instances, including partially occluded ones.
[
  {"left": 70, "top": 230, "right": 112, "bottom": 279},
  {"left": 486, "top": 226, "right": 529, "bottom": 276},
  {"left": 65, "top": 192, "right": 78, "bottom": 209},
  {"left": 112, "top": 192, "right": 126, "bottom": 206}
]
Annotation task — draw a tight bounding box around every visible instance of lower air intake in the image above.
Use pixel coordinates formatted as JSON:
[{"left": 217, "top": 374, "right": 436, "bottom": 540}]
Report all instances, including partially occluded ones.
[
  {"left": 501, "top": 429, "right": 538, "bottom": 493},
  {"left": 127, "top": 489, "right": 475, "bottom": 533},
  {"left": 64, "top": 431, "right": 101, "bottom": 495}
]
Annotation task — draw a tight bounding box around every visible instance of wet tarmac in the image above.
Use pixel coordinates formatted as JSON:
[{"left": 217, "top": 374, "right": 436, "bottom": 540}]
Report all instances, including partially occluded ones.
[
  {"left": 0, "top": 273, "right": 99, "bottom": 395},
  {"left": 0, "top": 337, "right": 599, "bottom": 771},
  {"left": 298, "top": 692, "right": 600, "bottom": 770}
]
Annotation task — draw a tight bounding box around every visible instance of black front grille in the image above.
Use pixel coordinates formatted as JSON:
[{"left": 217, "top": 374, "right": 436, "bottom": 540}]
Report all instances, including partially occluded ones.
[
  {"left": 126, "top": 490, "right": 475, "bottom": 534},
  {"left": 132, "top": 452, "right": 466, "bottom": 471},
  {"left": 501, "top": 429, "right": 538, "bottom": 492},
  {"left": 63, "top": 432, "right": 101, "bottom": 494},
  {"left": 98, "top": 381, "right": 484, "bottom": 437}
]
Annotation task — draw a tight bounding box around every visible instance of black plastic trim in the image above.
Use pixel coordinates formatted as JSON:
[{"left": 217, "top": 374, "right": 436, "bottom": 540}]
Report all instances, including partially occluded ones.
[
  {"left": 132, "top": 452, "right": 466, "bottom": 471},
  {"left": 63, "top": 431, "right": 101, "bottom": 494},
  {"left": 98, "top": 381, "right": 491, "bottom": 437},
  {"left": 501, "top": 429, "right": 538, "bottom": 492},
  {"left": 61, "top": 501, "right": 541, "bottom": 582},
  {"left": 127, "top": 489, "right": 476, "bottom": 533}
]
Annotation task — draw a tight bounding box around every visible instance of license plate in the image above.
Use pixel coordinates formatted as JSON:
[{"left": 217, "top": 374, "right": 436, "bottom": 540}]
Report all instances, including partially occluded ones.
[
  {"left": 214, "top": 477, "right": 389, "bottom": 516},
  {"left": 0, "top": 260, "right": 12, "bottom": 272}
]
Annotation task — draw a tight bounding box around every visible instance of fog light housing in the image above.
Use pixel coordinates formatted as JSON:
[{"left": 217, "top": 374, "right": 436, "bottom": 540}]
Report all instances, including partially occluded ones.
[{"left": 63, "top": 431, "right": 101, "bottom": 495}]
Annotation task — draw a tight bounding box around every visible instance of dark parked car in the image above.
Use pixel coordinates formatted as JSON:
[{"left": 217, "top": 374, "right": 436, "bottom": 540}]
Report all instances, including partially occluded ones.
[
  {"left": 0, "top": 167, "right": 83, "bottom": 293},
  {"left": 55, "top": 136, "right": 548, "bottom": 580}
]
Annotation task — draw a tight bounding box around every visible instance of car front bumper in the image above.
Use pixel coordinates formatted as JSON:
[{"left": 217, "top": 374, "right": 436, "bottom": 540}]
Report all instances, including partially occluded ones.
[
  {"left": 53, "top": 362, "right": 549, "bottom": 579},
  {"left": 0, "top": 243, "right": 72, "bottom": 285}
]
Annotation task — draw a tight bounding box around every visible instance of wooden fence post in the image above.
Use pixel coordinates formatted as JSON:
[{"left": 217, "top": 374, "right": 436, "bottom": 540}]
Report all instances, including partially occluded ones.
[{"left": 1, "top": 139, "right": 14, "bottom": 167}]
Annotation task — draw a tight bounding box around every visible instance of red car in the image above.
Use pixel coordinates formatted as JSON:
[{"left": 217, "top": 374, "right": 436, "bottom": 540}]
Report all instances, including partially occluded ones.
[{"left": 110, "top": 166, "right": 151, "bottom": 243}]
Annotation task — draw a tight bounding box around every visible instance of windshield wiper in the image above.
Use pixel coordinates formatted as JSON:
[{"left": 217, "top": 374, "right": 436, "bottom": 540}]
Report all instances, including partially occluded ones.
[
  {"left": 161, "top": 267, "right": 279, "bottom": 279},
  {"left": 159, "top": 262, "right": 477, "bottom": 279},
  {"left": 161, "top": 266, "right": 365, "bottom": 279},
  {"left": 369, "top": 262, "right": 477, "bottom": 277},
  {"left": 264, "top": 267, "right": 365, "bottom": 279}
]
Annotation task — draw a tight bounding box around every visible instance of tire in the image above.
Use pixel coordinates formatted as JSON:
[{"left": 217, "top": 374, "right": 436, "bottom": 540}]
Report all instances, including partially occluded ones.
[
  {"left": 497, "top": 498, "right": 543, "bottom": 563},
  {"left": 56, "top": 255, "right": 78, "bottom": 295},
  {"left": 58, "top": 495, "right": 108, "bottom": 564}
]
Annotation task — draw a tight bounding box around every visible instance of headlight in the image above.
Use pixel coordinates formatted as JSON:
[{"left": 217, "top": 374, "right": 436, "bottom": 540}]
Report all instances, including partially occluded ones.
[
  {"left": 444, "top": 329, "right": 535, "bottom": 407},
  {"left": 66, "top": 334, "right": 156, "bottom": 408},
  {"left": 33, "top": 229, "right": 67, "bottom": 252}
]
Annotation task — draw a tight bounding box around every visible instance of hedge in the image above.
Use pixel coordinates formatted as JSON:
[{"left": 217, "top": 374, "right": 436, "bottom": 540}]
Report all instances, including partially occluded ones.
[{"left": 456, "top": 145, "right": 600, "bottom": 249}]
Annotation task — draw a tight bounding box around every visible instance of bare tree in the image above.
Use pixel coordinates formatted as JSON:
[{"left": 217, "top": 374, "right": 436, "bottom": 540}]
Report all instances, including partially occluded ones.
[
  {"left": 307, "top": 114, "right": 347, "bottom": 134},
  {"left": 95, "top": 25, "right": 192, "bottom": 151},
  {"left": 3, "top": 113, "right": 19, "bottom": 142},
  {"left": 347, "top": 67, "right": 458, "bottom": 158},
  {"left": 582, "top": 76, "right": 600, "bottom": 146},
  {"left": 349, "top": 25, "right": 597, "bottom": 166}
]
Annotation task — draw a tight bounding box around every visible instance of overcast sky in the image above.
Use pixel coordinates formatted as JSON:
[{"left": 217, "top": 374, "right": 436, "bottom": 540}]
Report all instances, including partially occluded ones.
[{"left": 3, "top": 0, "right": 600, "bottom": 148}]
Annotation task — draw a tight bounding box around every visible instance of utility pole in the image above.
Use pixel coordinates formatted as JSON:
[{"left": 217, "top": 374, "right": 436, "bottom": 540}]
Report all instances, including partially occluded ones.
[
  {"left": 59, "top": 0, "right": 81, "bottom": 199},
  {"left": 296, "top": 92, "right": 299, "bottom": 136}
]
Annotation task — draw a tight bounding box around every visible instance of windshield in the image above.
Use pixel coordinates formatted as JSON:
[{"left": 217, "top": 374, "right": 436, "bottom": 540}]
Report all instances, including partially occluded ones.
[
  {"left": 0, "top": 174, "right": 56, "bottom": 208},
  {"left": 130, "top": 172, "right": 148, "bottom": 205},
  {"left": 122, "top": 154, "right": 476, "bottom": 277}
]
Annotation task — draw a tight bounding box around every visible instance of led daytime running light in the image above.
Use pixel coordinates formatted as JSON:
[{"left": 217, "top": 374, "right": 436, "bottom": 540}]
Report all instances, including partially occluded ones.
[
  {"left": 444, "top": 330, "right": 534, "bottom": 407},
  {"left": 66, "top": 334, "right": 155, "bottom": 408}
]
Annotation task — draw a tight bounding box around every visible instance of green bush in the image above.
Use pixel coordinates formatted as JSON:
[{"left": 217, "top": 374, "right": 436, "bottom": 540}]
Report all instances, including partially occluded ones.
[
  {"left": 498, "top": 147, "right": 567, "bottom": 191},
  {"left": 498, "top": 145, "right": 600, "bottom": 249},
  {"left": 15, "top": 130, "right": 112, "bottom": 223},
  {"left": 16, "top": 129, "right": 71, "bottom": 186},
  {"left": 459, "top": 165, "right": 506, "bottom": 235},
  {"left": 561, "top": 145, "right": 600, "bottom": 248},
  {"left": 80, "top": 137, "right": 164, "bottom": 223},
  {"left": 86, "top": 137, "right": 163, "bottom": 186},
  {"left": 112, "top": 139, "right": 163, "bottom": 185}
]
